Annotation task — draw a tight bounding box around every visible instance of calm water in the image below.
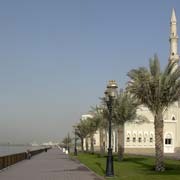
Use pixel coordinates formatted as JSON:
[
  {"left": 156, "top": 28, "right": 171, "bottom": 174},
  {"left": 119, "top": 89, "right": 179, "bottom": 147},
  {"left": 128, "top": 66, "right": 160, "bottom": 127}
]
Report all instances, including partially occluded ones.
[{"left": 0, "top": 145, "right": 44, "bottom": 156}]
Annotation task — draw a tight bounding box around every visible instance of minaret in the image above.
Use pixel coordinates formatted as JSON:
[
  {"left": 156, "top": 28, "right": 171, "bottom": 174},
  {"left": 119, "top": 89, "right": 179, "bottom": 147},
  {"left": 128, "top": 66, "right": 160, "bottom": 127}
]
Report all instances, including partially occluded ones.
[{"left": 169, "top": 8, "right": 179, "bottom": 64}]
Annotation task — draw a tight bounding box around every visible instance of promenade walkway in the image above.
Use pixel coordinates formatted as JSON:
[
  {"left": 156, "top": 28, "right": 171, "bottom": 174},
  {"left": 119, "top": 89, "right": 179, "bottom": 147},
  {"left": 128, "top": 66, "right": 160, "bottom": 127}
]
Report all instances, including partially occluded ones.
[{"left": 0, "top": 148, "right": 103, "bottom": 180}]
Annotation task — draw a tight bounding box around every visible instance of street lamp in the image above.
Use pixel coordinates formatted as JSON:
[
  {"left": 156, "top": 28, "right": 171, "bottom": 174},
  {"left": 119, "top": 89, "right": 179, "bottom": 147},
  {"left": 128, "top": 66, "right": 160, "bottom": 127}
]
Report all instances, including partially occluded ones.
[
  {"left": 67, "top": 133, "right": 70, "bottom": 153},
  {"left": 104, "top": 80, "right": 118, "bottom": 177},
  {"left": 73, "top": 126, "right": 78, "bottom": 156}
]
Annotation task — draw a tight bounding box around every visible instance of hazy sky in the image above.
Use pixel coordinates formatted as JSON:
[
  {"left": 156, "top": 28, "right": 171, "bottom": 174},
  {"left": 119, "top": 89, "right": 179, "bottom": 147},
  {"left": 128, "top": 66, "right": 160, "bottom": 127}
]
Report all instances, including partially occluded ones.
[{"left": 0, "top": 0, "right": 179, "bottom": 144}]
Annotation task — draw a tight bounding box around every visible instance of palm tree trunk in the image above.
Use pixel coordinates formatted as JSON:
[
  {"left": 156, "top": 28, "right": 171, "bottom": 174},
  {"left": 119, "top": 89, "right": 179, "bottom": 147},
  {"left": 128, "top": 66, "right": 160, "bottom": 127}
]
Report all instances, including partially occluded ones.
[
  {"left": 81, "top": 137, "right": 84, "bottom": 152},
  {"left": 90, "top": 134, "right": 94, "bottom": 154},
  {"left": 99, "top": 128, "right": 104, "bottom": 156},
  {"left": 85, "top": 137, "right": 89, "bottom": 152},
  {"left": 118, "top": 124, "right": 124, "bottom": 161},
  {"left": 154, "top": 112, "right": 165, "bottom": 171}
]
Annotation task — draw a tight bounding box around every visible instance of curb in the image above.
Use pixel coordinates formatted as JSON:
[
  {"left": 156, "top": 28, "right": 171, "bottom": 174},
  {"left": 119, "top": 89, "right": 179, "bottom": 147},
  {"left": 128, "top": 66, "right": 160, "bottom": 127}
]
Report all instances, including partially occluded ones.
[{"left": 69, "top": 155, "right": 105, "bottom": 180}]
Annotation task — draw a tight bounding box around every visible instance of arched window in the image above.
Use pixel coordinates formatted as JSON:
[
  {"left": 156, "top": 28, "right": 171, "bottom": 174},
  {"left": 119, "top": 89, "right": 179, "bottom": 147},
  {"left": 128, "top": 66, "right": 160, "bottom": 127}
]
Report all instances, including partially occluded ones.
[
  {"left": 138, "top": 133, "right": 142, "bottom": 143},
  {"left": 133, "top": 133, "right": 136, "bottom": 143},
  {"left": 133, "top": 137, "right": 136, "bottom": 142},
  {"left": 144, "top": 137, "right": 146, "bottom": 143},
  {"left": 143, "top": 132, "right": 148, "bottom": 143},
  {"left": 172, "top": 115, "right": 176, "bottom": 120},
  {"left": 165, "top": 133, "right": 172, "bottom": 145},
  {"left": 126, "top": 133, "right": 130, "bottom": 142},
  {"left": 150, "top": 133, "right": 153, "bottom": 143}
]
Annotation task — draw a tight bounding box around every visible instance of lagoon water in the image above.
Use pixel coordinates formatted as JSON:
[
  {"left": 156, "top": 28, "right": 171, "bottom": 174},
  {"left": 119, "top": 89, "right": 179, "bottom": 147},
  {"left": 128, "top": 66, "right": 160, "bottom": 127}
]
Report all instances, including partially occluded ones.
[{"left": 0, "top": 145, "right": 44, "bottom": 156}]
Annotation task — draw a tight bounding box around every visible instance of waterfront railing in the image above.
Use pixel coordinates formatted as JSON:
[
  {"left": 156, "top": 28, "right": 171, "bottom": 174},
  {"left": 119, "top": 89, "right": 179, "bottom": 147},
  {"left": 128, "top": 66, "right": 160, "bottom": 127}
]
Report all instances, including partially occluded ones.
[{"left": 0, "top": 148, "right": 50, "bottom": 170}]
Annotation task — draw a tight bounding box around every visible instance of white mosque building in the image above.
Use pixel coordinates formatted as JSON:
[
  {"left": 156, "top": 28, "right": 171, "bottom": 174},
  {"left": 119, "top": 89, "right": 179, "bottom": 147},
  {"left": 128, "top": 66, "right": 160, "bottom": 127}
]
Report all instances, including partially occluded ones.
[{"left": 82, "top": 9, "right": 180, "bottom": 154}]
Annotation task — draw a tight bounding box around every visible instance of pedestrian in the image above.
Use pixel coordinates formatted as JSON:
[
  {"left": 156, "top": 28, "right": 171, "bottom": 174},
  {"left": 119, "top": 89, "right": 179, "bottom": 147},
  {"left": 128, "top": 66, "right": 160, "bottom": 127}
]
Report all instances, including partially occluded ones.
[{"left": 26, "top": 149, "right": 31, "bottom": 159}]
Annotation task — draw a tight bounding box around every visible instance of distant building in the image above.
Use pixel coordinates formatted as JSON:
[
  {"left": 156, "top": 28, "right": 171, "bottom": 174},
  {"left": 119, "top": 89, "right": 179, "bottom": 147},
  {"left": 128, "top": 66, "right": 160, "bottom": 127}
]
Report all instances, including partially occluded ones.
[
  {"left": 80, "top": 114, "right": 101, "bottom": 151},
  {"left": 31, "top": 142, "right": 39, "bottom": 146},
  {"left": 42, "top": 141, "right": 59, "bottom": 146},
  {"left": 81, "top": 114, "right": 93, "bottom": 120}
]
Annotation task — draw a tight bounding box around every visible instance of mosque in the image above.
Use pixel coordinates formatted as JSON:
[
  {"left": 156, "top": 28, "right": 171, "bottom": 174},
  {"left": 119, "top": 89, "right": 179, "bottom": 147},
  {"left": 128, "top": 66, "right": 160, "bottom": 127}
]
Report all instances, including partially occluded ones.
[{"left": 82, "top": 9, "right": 180, "bottom": 154}]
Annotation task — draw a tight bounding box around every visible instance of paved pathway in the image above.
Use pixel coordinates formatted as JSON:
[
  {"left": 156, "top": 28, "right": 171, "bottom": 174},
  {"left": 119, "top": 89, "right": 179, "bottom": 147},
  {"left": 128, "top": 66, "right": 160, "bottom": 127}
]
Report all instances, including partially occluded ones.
[{"left": 0, "top": 148, "right": 103, "bottom": 180}]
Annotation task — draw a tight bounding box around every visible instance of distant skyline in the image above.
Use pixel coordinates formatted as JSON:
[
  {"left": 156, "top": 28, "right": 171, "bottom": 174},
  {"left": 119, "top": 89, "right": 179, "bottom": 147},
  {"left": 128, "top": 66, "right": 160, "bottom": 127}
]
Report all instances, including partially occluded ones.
[{"left": 0, "top": 0, "right": 180, "bottom": 144}]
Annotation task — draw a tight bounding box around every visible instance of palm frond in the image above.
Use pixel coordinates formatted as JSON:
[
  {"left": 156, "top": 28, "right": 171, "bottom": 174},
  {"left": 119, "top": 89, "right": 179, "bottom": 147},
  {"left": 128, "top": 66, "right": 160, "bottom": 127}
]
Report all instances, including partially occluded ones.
[{"left": 127, "top": 54, "right": 180, "bottom": 115}]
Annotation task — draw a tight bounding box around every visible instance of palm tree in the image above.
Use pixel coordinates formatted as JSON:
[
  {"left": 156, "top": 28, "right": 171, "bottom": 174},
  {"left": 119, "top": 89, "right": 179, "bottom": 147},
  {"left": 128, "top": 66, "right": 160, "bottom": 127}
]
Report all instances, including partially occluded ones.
[
  {"left": 86, "top": 116, "right": 99, "bottom": 154},
  {"left": 62, "top": 134, "right": 72, "bottom": 151},
  {"left": 90, "top": 105, "right": 108, "bottom": 156},
  {"left": 76, "top": 119, "right": 90, "bottom": 152},
  {"left": 127, "top": 55, "right": 180, "bottom": 171},
  {"left": 85, "top": 137, "right": 89, "bottom": 152},
  {"left": 113, "top": 90, "right": 147, "bottom": 161}
]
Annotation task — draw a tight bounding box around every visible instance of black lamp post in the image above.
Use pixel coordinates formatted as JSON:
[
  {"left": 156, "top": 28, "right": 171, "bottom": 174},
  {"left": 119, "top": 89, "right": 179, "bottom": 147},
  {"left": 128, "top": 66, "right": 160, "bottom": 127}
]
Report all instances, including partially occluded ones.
[
  {"left": 73, "top": 126, "right": 78, "bottom": 156},
  {"left": 67, "top": 133, "right": 70, "bottom": 153},
  {"left": 104, "top": 80, "right": 118, "bottom": 177}
]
